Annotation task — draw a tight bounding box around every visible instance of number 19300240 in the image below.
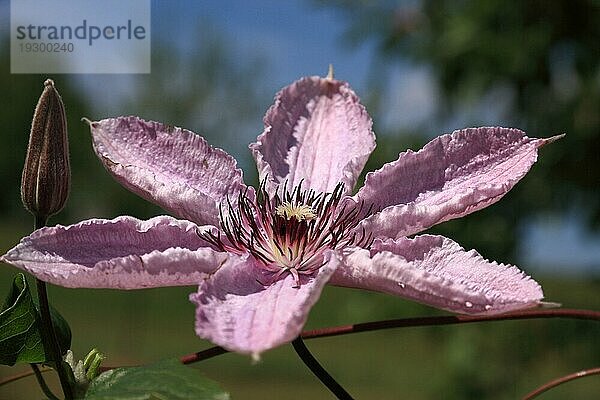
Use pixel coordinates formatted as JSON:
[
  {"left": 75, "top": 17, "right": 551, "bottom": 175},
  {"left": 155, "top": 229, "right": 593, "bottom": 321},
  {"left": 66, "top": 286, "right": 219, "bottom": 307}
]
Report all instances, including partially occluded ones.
[{"left": 19, "top": 42, "right": 74, "bottom": 53}]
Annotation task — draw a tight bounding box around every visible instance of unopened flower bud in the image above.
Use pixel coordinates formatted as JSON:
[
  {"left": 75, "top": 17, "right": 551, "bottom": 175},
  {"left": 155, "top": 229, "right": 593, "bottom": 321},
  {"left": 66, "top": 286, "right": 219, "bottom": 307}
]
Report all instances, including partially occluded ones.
[{"left": 21, "top": 79, "right": 70, "bottom": 223}]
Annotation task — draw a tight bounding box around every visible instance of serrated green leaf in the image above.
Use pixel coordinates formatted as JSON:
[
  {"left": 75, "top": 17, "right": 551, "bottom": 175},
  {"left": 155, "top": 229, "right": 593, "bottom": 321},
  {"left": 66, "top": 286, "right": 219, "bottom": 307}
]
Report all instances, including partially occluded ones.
[
  {"left": 0, "top": 273, "right": 44, "bottom": 365},
  {"left": 85, "top": 359, "right": 230, "bottom": 400},
  {"left": 0, "top": 273, "right": 72, "bottom": 365}
]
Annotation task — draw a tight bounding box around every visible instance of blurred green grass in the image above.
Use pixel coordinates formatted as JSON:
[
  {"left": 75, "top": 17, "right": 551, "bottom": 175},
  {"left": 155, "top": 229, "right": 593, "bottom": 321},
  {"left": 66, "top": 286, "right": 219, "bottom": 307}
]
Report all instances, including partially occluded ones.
[{"left": 1, "top": 222, "right": 599, "bottom": 399}]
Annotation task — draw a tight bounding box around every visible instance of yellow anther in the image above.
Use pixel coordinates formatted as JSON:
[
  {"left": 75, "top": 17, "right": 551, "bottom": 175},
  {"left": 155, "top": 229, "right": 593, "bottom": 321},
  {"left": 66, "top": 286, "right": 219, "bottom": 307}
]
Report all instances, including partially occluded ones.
[{"left": 275, "top": 202, "right": 317, "bottom": 221}]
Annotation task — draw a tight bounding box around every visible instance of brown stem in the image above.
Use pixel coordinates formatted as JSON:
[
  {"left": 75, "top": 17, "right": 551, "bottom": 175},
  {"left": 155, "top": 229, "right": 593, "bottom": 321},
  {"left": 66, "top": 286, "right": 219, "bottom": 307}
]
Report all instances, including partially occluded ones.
[
  {"left": 522, "top": 367, "right": 600, "bottom": 400},
  {"left": 3, "top": 308, "right": 598, "bottom": 396},
  {"left": 0, "top": 367, "right": 50, "bottom": 387},
  {"left": 181, "top": 308, "right": 600, "bottom": 364},
  {"left": 180, "top": 346, "right": 227, "bottom": 364},
  {"left": 302, "top": 308, "right": 599, "bottom": 338}
]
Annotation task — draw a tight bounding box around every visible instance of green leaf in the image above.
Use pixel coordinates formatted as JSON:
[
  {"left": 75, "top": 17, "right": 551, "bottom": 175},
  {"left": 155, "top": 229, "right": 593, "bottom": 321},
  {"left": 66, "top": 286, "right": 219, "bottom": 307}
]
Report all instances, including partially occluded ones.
[
  {"left": 0, "top": 273, "right": 72, "bottom": 365},
  {"left": 85, "top": 359, "right": 230, "bottom": 400},
  {"left": 50, "top": 304, "right": 72, "bottom": 356},
  {"left": 0, "top": 273, "right": 44, "bottom": 365}
]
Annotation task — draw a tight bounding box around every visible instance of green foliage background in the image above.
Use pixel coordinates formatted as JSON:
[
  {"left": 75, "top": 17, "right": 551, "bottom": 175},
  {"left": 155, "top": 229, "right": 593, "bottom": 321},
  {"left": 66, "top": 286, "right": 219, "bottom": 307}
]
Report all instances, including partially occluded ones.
[
  {"left": 1, "top": 1, "right": 599, "bottom": 399},
  {"left": 319, "top": 0, "right": 600, "bottom": 263}
]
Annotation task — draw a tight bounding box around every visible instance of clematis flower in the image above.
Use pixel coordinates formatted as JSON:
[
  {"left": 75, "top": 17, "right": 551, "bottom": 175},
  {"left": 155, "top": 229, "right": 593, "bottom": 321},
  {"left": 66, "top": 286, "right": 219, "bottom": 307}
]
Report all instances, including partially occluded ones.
[{"left": 1, "top": 75, "right": 558, "bottom": 356}]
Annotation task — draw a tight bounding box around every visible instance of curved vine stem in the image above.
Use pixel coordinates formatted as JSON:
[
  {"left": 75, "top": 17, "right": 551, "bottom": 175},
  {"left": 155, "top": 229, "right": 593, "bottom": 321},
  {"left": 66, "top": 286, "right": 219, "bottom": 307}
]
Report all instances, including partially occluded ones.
[
  {"left": 0, "top": 367, "right": 50, "bottom": 388},
  {"left": 31, "top": 364, "right": 60, "bottom": 400},
  {"left": 522, "top": 367, "right": 600, "bottom": 400},
  {"left": 2, "top": 307, "right": 598, "bottom": 398},
  {"left": 292, "top": 337, "right": 354, "bottom": 400},
  {"left": 180, "top": 345, "right": 227, "bottom": 364},
  {"left": 180, "top": 308, "right": 600, "bottom": 364}
]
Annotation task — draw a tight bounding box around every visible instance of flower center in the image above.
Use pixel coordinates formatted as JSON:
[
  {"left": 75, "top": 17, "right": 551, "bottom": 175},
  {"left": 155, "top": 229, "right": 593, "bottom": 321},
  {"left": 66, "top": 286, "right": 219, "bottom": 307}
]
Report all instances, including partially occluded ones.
[
  {"left": 200, "top": 180, "right": 373, "bottom": 287},
  {"left": 275, "top": 202, "right": 317, "bottom": 221}
]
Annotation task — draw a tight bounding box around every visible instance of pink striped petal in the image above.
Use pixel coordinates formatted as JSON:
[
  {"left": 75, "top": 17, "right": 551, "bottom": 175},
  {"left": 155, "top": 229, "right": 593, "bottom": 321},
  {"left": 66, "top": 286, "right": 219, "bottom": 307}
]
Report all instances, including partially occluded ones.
[
  {"left": 191, "top": 255, "right": 337, "bottom": 355},
  {"left": 1, "top": 216, "right": 229, "bottom": 289},
  {"left": 90, "top": 117, "right": 246, "bottom": 226},
  {"left": 250, "top": 76, "right": 375, "bottom": 194},
  {"left": 356, "top": 128, "right": 559, "bottom": 238},
  {"left": 330, "top": 235, "right": 543, "bottom": 315}
]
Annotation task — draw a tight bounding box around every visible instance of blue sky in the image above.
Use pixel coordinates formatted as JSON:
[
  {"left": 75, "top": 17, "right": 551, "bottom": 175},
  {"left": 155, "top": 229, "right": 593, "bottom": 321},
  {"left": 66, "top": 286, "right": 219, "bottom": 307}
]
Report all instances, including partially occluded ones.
[
  {"left": 150, "top": 0, "right": 376, "bottom": 97},
  {"left": 2, "top": 0, "right": 599, "bottom": 274}
]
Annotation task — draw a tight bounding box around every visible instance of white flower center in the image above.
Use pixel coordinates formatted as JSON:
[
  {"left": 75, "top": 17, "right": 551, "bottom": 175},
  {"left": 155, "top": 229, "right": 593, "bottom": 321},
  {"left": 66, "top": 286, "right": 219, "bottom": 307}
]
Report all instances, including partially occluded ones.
[{"left": 200, "top": 181, "right": 373, "bottom": 287}]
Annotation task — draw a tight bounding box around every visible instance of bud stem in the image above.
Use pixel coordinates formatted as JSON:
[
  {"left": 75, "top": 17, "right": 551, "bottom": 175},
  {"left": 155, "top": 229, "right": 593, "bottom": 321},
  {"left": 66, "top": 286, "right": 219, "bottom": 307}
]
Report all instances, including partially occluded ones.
[{"left": 34, "top": 216, "right": 75, "bottom": 400}]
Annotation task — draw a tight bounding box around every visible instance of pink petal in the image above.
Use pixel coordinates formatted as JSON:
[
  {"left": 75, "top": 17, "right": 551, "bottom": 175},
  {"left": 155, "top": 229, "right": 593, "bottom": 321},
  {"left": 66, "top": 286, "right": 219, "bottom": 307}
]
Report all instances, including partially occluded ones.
[
  {"left": 1, "top": 216, "right": 230, "bottom": 289},
  {"left": 191, "top": 255, "right": 337, "bottom": 355},
  {"left": 356, "top": 128, "right": 558, "bottom": 238},
  {"left": 250, "top": 76, "right": 375, "bottom": 194},
  {"left": 330, "top": 235, "right": 543, "bottom": 315},
  {"left": 90, "top": 116, "right": 246, "bottom": 226}
]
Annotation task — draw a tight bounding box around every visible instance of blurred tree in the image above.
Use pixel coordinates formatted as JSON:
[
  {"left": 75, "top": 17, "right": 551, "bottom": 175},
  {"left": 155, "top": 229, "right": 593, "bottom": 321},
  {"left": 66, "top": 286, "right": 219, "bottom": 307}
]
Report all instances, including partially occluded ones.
[
  {"left": 318, "top": 0, "right": 600, "bottom": 263},
  {"left": 0, "top": 26, "right": 267, "bottom": 230}
]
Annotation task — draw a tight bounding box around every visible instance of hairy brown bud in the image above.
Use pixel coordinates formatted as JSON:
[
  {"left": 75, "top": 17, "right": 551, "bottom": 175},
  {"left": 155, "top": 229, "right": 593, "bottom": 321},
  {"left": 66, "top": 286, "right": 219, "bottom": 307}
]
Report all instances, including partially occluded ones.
[{"left": 21, "top": 79, "right": 70, "bottom": 222}]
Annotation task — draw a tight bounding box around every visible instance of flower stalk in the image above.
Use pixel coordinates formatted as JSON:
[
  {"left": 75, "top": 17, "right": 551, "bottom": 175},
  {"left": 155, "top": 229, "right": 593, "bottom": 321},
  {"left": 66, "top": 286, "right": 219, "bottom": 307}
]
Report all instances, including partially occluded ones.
[
  {"left": 35, "top": 271, "right": 75, "bottom": 400},
  {"left": 292, "top": 337, "right": 354, "bottom": 400}
]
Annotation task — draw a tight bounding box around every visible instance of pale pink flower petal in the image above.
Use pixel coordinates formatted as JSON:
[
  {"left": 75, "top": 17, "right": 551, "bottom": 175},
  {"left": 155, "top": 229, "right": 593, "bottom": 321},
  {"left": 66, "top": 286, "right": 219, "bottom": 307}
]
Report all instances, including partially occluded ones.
[
  {"left": 191, "top": 254, "right": 337, "bottom": 355},
  {"left": 329, "top": 235, "right": 543, "bottom": 315},
  {"left": 1, "top": 216, "right": 230, "bottom": 289},
  {"left": 356, "top": 128, "right": 557, "bottom": 238},
  {"left": 250, "top": 76, "right": 375, "bottom": 194},
  {"left": 90, "top": 116, "right": 246, "bottom": 226}
]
